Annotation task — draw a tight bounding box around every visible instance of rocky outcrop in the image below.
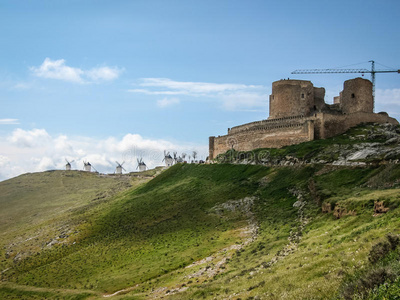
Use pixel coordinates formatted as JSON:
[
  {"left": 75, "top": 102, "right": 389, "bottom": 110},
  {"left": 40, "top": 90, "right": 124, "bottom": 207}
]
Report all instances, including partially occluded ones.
[
  {"left": 374, "top": 201, "right": 389, "bottom": 216},
  {"left": 219, "top": 123, "right": 400, "bottom": 167}
]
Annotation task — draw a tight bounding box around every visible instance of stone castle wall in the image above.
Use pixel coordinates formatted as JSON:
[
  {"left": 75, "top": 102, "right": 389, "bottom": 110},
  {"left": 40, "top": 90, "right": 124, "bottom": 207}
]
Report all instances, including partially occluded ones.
[
  {"left": 228, "top": 115, "right": 306, "bottom": 135},
  {"left": 210, "top": 120, "right": 314, "bottom": 159},
  {"left": 209, "top": 77, "right": 398, "bottom": 160},
  {"left": 316, "top": 112, "right": 398, "bottom": 139}
]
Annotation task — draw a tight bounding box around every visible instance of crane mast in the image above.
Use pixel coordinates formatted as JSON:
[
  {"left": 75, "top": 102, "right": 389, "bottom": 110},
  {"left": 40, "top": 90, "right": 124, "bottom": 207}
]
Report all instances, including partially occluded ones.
[{"left": 292, "top": 61, "right": 400, "bottom": 111}]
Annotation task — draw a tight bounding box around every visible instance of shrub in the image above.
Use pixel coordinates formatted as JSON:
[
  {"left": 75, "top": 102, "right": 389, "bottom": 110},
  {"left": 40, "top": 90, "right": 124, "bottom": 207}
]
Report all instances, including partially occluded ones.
[
  {"left": 368, "top": 234, "right": 400, "bottom": 264},
  {"left": 368, "top": 241, "right": 391, "bottom": 264},
  {"left": 386, "top": 233, "right": 400, "bottom": 250},
  {"left": 342, "top": 267, "right": 396, "bottom": 300}
]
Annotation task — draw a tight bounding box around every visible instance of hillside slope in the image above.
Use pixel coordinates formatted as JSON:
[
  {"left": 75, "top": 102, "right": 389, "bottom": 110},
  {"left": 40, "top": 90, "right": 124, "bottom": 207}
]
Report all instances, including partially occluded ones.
[{"left": 1, "top": 127, "right": 400, "bottom": 299}]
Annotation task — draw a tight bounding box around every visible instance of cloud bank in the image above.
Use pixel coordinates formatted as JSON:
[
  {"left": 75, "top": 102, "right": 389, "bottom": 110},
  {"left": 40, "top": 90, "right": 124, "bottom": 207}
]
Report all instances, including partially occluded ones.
[
  {"left": 0, "top": 128, "right": 207, "bottom": 181},
  {"left": 30, "top": 58, "right": 122, "bottom": 83}
]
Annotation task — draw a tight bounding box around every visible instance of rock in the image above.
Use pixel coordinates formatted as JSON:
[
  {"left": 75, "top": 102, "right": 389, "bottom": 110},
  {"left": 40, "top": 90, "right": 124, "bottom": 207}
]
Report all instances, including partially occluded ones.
[
  {"left": 385, "top": 137, "right": 400, "bottom": 145},
  {"left": 322, "top": 202, "right": 331, "bottom": 213},
  {"left": 347, "top": 149, "right": 378, "bottom": 161},
  {"left": 374, "top": 201, "right": 389, "bottom": 215},
  {"left": 293, "top": 200, "right": 303, "bottom": 208}
]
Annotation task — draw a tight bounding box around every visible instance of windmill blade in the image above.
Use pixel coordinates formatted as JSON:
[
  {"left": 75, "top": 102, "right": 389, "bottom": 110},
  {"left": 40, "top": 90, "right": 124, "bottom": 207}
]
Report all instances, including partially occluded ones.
[
  {"left": 70, "top": 160, "right": 75, "bottom": 164},
  {"left": 121, "top": 161, "right": 125, "bottom": 166},
  {"left": 91, "top": 165, "right": 98, "bottom": 172},
  {"left": 65, "top": 158, "right": 69, "bottom": 164},
  {"left": 122, "top": 167, "right": 126, "bottom": 171},
  {"left": 116, "top": 161, "right": 121, "bottom": 166}
]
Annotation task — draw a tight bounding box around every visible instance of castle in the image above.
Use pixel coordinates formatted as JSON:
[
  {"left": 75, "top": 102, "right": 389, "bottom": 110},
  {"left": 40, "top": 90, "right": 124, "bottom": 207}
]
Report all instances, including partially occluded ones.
[{"left": 209, "top": 77, "right": 398, "bottom": 160}]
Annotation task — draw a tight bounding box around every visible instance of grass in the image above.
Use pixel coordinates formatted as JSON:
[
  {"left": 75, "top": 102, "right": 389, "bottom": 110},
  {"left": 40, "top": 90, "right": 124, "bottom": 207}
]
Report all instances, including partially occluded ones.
[
  {"left": 1, "top": 145, "right": 400, "bottom": 299},
  {"left": 1, "top": 164, "right": 272, "bottom": 296}
]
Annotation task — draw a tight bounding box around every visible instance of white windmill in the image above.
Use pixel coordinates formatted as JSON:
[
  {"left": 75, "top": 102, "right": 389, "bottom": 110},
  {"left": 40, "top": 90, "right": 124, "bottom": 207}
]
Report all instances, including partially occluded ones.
[
  {"left": 162, "top": 150, "right": 174, "bottom": 167},
  {"left": 137, "top": 158, "right": 147, "bottom": 172},
  {"left": 83, "top": 161, "right": 97, "bottom": 172},
  {"left": 65, "top": 159, "right": 75, "bottom": 171},
  {"left": 115, "top": 161, "right": 126, "bottom": 174}
]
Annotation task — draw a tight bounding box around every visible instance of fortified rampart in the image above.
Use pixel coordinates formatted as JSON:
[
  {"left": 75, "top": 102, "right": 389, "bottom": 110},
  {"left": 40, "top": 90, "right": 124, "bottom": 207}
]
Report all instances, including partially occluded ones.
[{"left": 209, "top": 78, "right": 398, "bottom": 160}]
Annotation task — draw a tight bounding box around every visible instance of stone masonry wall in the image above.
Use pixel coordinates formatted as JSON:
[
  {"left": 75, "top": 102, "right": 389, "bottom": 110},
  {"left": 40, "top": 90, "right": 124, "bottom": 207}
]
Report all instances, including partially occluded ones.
[
  {"left": 317, "top": 112, "right": 398, "bottom": 139},
  {"left": 269, "top": 80, "right": 315, "bottom": 119},
  {"left": 209, "top": 120, "right": 314, "bottom": 159},
  {"left": 340, "top": 78, "right": 373, "bottom": 114},
  {"left": 228, "top": 115, "right": 305, "bottom": 135}
]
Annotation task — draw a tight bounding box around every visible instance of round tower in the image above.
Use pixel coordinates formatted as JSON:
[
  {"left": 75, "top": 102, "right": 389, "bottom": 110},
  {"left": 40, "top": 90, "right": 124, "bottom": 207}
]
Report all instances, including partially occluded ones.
[
  {"left": 340, "top": 77, "right": 373, "bottom": 114},
  {"left": 269, "top": 79, "right": 315, "bottom": 119}
]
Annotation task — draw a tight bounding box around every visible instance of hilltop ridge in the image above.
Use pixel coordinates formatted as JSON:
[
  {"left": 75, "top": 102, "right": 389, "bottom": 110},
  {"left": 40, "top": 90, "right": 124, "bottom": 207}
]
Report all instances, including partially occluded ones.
[{"left": 1, "top": 124, "right": 400, "bottom": 299}]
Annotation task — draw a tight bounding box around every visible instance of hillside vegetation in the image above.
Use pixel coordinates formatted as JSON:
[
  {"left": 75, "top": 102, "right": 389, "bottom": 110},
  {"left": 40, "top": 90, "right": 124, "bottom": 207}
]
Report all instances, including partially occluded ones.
[{"left": 1, "top": 125, "right": 400, "bottom": 299}]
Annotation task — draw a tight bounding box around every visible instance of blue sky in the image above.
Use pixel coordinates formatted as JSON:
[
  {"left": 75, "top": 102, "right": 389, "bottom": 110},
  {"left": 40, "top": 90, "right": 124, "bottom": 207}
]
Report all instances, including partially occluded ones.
[{"left": 0, "top": 0, "right": 399, "bottom": 179}]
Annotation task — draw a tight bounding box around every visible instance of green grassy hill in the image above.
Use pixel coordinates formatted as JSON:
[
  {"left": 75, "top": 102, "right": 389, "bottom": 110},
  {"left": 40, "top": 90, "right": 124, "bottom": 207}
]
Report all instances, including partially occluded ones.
[{"left": 1, "top": 129, "right": 400, "bottom": 299}]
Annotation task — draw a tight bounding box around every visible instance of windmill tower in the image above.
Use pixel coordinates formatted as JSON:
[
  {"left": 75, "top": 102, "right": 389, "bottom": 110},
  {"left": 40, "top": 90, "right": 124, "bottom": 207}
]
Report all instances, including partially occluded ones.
[
  {"left": 137, "top": 158, "right": 147, "bottom": 172},
  {"left": 83, "top": 161, "right": 91, "bottom": 172},
  {"left": 83, "top": 161, "right": 97, "bottom": 172},
  {"left": 65, "top": 159, "right": 74, "bottom": 171},
  {"left": 173, "top": 152, "right": 178, "bottom": 164},
  {"left": 162, "top": 151, "right": 174, "bottom": 167},
  {"left": 115, "top": 161, "right": 126, "bottom": 174}
]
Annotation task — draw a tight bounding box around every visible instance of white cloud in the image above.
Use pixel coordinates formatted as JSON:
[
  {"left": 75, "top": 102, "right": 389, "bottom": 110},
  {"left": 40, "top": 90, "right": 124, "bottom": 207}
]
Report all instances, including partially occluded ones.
[
  {"left": 129, "top": 78, "right": 268, "bottom": 111},
  {"left": 8, "top": 128, "right": 51, "bottom": 147},
  {"left": 86, "top": 66, "right": 122, "bottom": 81},
  {"left": 128, "top": 88, "right": 187, "bottom": 95},
  {"left": 0, "top": 128, "right": 207, "bottom": 181},
  {"left": 157, "top": 97, "right": 180, "bottom": 108},
  {"left": 0, "top": 119, "right": 19, "bottom": 125},
  {"left": 138, "top": 78, "right": 260, "bottom": 94},
  {"left": 31, "top": 58, "right": 84, "bottom": 83},
  {"left": 30, "top": 58, "right": 122, "bottom": 83}
]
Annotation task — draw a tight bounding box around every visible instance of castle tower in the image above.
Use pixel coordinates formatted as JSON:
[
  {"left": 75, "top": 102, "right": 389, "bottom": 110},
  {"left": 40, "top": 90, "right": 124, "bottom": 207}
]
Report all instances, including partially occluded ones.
[
  {"left": 269, "top": 80, "right": 316, "bottom": 119},
  {"left": 340, "top": 77, "right": 373, "bottom": 114}
]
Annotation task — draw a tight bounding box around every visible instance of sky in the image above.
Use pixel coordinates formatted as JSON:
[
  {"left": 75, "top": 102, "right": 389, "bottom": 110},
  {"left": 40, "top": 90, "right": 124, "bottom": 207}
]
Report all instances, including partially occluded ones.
[{"left": 0, "top": 0, "right": 399, "bottom": 180}]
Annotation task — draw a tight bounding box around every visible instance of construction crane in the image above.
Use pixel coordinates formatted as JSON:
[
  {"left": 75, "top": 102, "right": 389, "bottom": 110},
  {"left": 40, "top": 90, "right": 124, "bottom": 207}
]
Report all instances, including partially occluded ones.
[{"left": 291, "top": 60, "right": 400, "bottom": 109}]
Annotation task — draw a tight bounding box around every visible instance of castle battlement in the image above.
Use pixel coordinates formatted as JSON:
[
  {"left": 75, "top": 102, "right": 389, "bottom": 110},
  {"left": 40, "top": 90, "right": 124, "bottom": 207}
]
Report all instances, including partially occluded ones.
[
  {"left": 229, "top": 115, "right": 306, "bottom": 135},
  {"left": 209, "top": 78, "right": 398, "bottom": 160}
]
